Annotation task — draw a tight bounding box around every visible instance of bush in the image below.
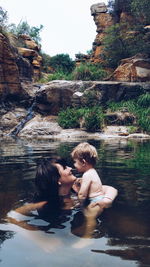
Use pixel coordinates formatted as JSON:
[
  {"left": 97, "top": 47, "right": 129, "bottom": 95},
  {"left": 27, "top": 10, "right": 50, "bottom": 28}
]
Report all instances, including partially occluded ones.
[
  {"left": 84, "top": 106, "right": 104, "bottom": 132},
  {"left": 57, "top": 108, "right": 83, "bottom": 129},
  {"left": 46, "top": 71, "right": 72, "bottom": 81},
  {"left": 49, "top": 54, "right": 75, "bottom": 74},
  {"left": 58, "top": 106, "right": 104, "bottom": 132},
  {"left": 137, "top": 93, "right": 150, "bottom": 108},
  {"left": 81, "top": 90, "right": 101, "bottom": 107},
  {"left": 72, "top": 63, "right": 107, "bottom": 81},
  {"left": 107, "top": 96, "right": 150, "bottom": 133}
]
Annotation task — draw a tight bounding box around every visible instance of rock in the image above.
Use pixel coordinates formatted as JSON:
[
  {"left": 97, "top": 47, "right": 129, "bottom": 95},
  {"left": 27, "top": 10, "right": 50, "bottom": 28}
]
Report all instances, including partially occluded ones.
[
  {"left": 128, "top": 133, "right": 150, "bottom": 139},
  {"left": 0, "top": 32, "right": 42, "bottom": 101},
  {"left": 16, "top": 56, "right": 33, "bottom": 82},
  {"left": 105, "top": 111, "right": 136, "bottom": 125},
  {"left": 19, "top": 114, "right": 62, "bottom": 138},
  {"left": 90, "top": 3, "right": 114, "bottom": 64},
  {"left": 90, "top": 3, "right": 108, "bottom": 15},
  {"left": 0, "top": 108, "right": 27, "bottom": 134},
  {"left": 17, "top": 37, "right": 42, "bottom": 81},
  {"left": 111, "top": 54, "right": 150, "bottom": 82},
  {"left": 35, "top": 80, "right": 148, "bottom": 114},
  {"left": 18, "top": 34, "right": 40, "bottom": 51},
  {"left": 102, "top": 126, "right": 130, "bottom": 136},
  {"left": 17, "top": 47, "right": 38, "bottom": 58},
  {"left": 35, "top": 80, "right": 90, "bottom": 114},
  {"left": 0, "top": 33, "right": 21, "bottom": 98}
]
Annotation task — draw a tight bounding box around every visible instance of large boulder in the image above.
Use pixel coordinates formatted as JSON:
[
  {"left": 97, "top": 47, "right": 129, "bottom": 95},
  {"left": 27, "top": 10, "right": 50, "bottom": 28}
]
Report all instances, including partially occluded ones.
[
  {"left": 0, "top": 108, "right": 27, "bottom": 135},
  {"left": 19, "top": 114, "right": 62, "bottom": 138},
  {"left": 111, "top": 54, "right": 150, "bottom": 82},
  {"left": 35, "top": 80, "right": 92, "bottom": 114},
  {"left": 18, "top": 34, "right": 40, "bottom": 51},
  {"left": 35, "top": 80, "right": 148, "bottom": 115}
]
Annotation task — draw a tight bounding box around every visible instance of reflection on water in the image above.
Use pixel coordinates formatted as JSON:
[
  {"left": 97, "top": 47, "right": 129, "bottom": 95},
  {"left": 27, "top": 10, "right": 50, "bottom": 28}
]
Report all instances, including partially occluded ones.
[{"left": 0, "top": 137, "right": 150, "bottom": 267}]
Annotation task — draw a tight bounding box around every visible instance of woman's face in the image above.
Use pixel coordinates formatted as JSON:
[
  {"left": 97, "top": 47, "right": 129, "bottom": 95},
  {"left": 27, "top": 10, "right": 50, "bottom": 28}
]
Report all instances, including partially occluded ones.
[{"left": 55, "top": 163, "right": 76, "bottom": 184}]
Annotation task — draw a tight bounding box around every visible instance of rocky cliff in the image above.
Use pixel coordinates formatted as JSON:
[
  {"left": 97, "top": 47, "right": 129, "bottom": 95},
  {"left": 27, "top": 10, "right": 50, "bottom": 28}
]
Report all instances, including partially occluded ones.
[
  {"left": 89, "top": 2, "right": 150, "bottom": 82},
  {"left": 0, "top": 32, "right": 42, "bottom": 101},
  {"left": 90, "top": 2, "right": 114, "bottom": 64}
]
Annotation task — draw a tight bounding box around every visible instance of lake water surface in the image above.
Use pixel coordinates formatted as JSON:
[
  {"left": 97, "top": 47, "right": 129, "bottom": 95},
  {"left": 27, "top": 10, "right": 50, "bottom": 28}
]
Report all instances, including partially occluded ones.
[{"left": 0, "top": 137, "right": 150, "bottom": 267}]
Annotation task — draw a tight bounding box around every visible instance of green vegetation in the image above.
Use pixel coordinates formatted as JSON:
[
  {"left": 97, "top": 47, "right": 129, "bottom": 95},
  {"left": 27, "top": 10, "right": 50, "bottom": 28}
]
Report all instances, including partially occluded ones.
[
  {"left": 131, "top": 0, "right": 150, "bottom": 25},
  {"left": 57, "top": 94, "right": 150, "bottom": 134},
  {"left": 83, "top": 106, "right": 104, "bottom": 132},
  {"left": 58, "top": 108, "right": 82, "bottom": 128},
  {"left": 107, "top": 96, "right": 150, "bottom": 133},
  {"left": 47, "top": 54, "right": 75, "bottom": 74},
  {"left": 8, "top": 21, "right": 43, "bottom": 44},
  {"left": 71, "top": 63, "right": 107, "bottom": 81},
  {"left": 39, "top": 62, "right": 108, "bottom": 82},
  {"left": 127, "top": 126, "right": 138, "bottom": 134},
  {"left": 0, "top": 6, "right": 8, "bottom": 32},
  {"left": 102, "top": 24, "right": 128, "bottom": 68},
  {"left": 39, "top": 70, "right": 73, "bottom": 82},
  {"left": 0, "top": 7, "right": 43, "bottom": 44},
  {"left": 103, "top": 23, "right": 150, "bottom": 68},
  {"left": 104, "top": 0, "right": 150, "bottom": 68},
  {"left": 58, "top": 106, "right": 104, "bottom": 132},
  {"left": 137, "top": 93, "right": 150, "bottom": 108}
]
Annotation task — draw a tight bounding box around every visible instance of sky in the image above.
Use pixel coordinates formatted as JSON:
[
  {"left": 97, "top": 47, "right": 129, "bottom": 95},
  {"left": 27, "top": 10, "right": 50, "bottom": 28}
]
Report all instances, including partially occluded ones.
[{"left": 0, "top": 0, "right": 108, "bottom": 59}]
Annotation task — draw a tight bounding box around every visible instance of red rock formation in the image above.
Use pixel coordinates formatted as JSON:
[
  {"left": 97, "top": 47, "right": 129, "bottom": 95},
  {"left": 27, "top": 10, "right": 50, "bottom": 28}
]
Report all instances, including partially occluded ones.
[
  {"left": 0, "top": 33, "right": 21, "bottom": 98},
  {"left": 110, "top": 54, "right": 150, "bottom": 82},
  {"left": 17, "top": 35, "right": 42, "bottom": 81},
  {"left": 0, "top": 33, "right": 42, "bottom": 100},
  {"left": 90, "top": 3, "right": 114, "bottom": 63}
]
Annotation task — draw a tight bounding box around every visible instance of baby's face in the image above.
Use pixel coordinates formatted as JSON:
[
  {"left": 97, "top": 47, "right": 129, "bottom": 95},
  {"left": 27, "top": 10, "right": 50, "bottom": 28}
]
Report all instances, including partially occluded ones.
[{"left": 73, "top": 159, "right": 85, "bottom": 173}]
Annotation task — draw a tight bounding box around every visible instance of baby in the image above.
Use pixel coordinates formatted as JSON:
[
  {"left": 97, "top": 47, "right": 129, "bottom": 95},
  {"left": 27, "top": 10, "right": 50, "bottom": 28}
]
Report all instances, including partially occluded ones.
[{"left": 71, "top": 142, "right": 105, "bottom": 204}]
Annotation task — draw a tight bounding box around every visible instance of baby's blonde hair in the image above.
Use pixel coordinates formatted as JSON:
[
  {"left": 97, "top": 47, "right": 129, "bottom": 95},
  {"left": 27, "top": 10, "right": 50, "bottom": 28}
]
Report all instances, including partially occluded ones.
[{"left": 71, "top": 142, "right": 98, "bottom": 166}]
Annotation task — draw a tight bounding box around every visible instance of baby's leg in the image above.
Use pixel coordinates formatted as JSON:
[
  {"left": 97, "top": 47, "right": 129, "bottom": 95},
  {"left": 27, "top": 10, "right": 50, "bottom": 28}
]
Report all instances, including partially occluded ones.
[{"left": 82, "top": 204, "right": 103, "bottom": 238}]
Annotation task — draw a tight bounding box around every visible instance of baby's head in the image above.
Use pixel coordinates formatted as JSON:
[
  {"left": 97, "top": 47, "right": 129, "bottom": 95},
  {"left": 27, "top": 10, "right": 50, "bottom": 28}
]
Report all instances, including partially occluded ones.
[{"left": 71, "top": 142, "right": 98, "bottom": 168}]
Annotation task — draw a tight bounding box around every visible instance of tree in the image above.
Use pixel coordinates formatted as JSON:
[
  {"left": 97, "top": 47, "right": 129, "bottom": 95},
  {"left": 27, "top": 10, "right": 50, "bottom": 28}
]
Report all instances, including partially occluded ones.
[
  {"left": 103, "top": 0, "right": 150, "bottom": 68},
  {"left": 8, "top": 20, "right": 43, "bottom": 44},
  {"left": 0, "top": 7, "right": 8, "bottom": 32},
  {"left": 49, "top": 54, "right": 75, "bottom": 74},
  {"left": 131, "top": 0, "right": 150, "bottom": 25},
  {"left": 102, "top": 24, "right": 128, "bottom": 68},
  {"left": 108, "top": 0, "right": 131, "bottom": 22},
  {"left": 40, "top": 52, "right": 52, "bottom": 73}
]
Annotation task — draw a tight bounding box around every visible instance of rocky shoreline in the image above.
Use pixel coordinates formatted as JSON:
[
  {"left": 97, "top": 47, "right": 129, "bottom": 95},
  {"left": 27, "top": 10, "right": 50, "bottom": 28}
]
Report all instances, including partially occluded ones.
[{"left": 0, "top": 80, "right": 150, "bottom": 141}]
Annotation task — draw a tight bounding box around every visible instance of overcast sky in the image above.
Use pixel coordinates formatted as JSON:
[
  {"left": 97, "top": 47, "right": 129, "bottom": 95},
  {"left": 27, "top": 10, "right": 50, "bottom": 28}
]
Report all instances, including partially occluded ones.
[{"left": 1, "top": 0, "right": 108, "bottom": 59}]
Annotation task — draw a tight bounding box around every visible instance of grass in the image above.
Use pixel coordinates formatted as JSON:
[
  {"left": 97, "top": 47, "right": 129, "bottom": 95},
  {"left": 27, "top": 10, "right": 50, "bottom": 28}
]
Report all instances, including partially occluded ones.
[{"left": 57, "top": 95, "right": 150, "bottom": 134}]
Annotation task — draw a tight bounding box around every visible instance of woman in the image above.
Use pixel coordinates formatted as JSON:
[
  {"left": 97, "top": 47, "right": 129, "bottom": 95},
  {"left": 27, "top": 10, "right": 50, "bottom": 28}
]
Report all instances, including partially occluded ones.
[
  {"left": 7, "top": 157, "right": 118, "bottom": 229},
  {"left": 33, "top": 157, "right": 118, "bottom": 215}
]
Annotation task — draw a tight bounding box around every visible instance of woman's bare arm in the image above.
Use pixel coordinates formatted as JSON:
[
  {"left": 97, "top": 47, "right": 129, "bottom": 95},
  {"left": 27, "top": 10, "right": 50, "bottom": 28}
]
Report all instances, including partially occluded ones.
[{"left": 14, "top": 201, "right": 47, "bottom": 215}]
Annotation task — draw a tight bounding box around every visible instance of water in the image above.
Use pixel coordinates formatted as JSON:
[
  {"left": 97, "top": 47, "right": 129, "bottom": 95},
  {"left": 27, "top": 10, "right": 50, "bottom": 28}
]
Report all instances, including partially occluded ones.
[{"left": 0, "top": 137, "right": 150, "bottom": 267}]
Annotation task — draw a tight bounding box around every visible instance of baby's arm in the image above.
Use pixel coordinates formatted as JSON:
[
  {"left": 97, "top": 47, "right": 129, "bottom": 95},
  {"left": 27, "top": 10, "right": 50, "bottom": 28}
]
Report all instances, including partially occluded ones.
[{"left": 78, "top": 175, "right": 91, "bottom": 201}]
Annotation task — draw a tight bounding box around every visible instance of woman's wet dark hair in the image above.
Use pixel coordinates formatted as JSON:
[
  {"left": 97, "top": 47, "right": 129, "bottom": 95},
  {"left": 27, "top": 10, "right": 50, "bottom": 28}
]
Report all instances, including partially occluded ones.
[{"left": 33, "top": 157, "right": 67, "bottom": 219}]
